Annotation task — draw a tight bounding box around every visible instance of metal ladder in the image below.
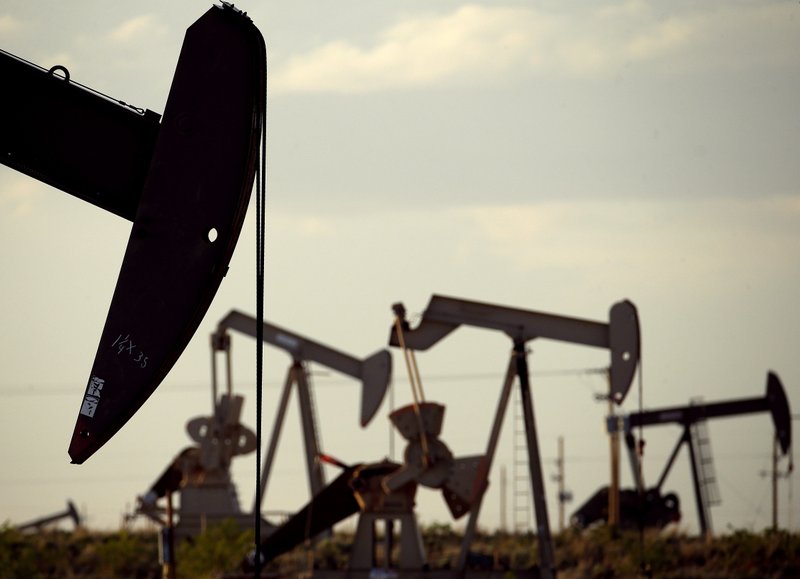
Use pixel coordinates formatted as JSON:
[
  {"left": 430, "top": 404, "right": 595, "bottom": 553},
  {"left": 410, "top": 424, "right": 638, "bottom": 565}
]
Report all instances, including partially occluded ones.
[
  {"left": 689, "top": 398, "right": 721, "bottom": 535},
  {"left": 512, "top": 386, "right": 532, "bottom": 533},
  {"left": 690, "top": 416, "right": 721, "bottom": 507}
]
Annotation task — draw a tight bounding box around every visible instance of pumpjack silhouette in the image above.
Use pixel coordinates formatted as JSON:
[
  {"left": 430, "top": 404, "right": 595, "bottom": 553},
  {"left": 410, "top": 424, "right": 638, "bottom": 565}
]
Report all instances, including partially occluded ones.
[
  {"left": 131, "top": 310, "right": 391, "bottom": 546},
  {"left": 573, "top": 372, "right": 792, "bottom": 535},
  {"left": 0, "top": 3, "right": 267, "bottom": 463},
  {"left": 248, "top": 295, "right": 641, "bottom": 579}
]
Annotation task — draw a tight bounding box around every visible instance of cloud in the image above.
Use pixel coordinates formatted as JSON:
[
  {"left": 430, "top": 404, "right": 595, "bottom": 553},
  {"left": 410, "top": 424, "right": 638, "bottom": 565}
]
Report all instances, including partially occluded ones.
[
  {"left": 271, "top": 2, "right": 800, "bottom": 93},
  {"left": 455, "top": 196, "right": 800, "bottom": 283},
  {"left": 107, "top": 14, "right": 166, "bottom": 44},
  {"left": 272, "top": 5, "right": 545, "bottom": 93},
  {"left": 272, "top": 212, "right": 337, "bottom": 238},
  {"left": 0, "top": 14, "right": 22, "bottom": 35},
  {"left": 0, "top": 177, "right": 44, "bottom": 218}
]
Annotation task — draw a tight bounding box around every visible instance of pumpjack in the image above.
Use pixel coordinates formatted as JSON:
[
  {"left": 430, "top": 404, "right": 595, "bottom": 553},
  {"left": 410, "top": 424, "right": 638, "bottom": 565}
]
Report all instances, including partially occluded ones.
[
  {"left": 132, "top": 310, "right": 391, "bottom": 544},
  {"left": 573, "top": 372, "right": 792, "bottom": 535},
  {"left": 247, "top": 295, "right": 640, "bottom": 579},
  {"left": 0, "top": 3, "right": 267, "bottom": 463},
  {"left": 388, "top": 295, "right": 640, "bottom": 579},
  {"left": 17, "top": 500, "right": 83, "bottom": 532},
  {"left": 246, "top": 401, "right": 490, "bottom": 576},
  {"left": 212, "top": 310, "right": 392, "bottom": 511},
  {"left": 132, "top": 390, "right": 261, "bottom": 542}
]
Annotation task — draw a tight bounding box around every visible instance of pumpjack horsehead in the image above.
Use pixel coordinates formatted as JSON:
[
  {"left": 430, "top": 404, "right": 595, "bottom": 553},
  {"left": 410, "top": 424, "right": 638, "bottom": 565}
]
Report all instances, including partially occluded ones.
[{"left": 0, "top": 4, "right": 267, "bottom": 463}]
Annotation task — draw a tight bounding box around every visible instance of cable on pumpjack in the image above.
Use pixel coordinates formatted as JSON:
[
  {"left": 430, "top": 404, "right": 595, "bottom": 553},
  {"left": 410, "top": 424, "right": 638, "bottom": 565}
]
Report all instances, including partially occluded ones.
[{"left": 392, "top": 303, "right": 431, "bottom": 468}]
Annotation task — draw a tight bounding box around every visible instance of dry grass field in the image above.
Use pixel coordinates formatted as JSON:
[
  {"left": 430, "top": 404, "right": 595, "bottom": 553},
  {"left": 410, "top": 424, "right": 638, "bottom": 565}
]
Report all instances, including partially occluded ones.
[{"left": 1, "top": 521, "right": 797, "bottom": 578}]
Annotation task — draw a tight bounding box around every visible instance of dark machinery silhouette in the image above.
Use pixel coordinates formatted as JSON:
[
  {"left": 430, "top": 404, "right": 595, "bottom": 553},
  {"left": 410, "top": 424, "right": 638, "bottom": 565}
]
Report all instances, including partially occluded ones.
[
  {"left": 244, "top": 295, "right": 640, "bottom": 578},
  {"left": 132, "top": 391, "right": 261, "bottom": 542},
  {"left": 245, "top": 401, "right": 489, "bottom": 574},
  {"left": 573, "top": 371, "right": 792, "bottom": 535},
  {"left": 0, "top": 3, "right": 266, "bottom": 463},
  {"left": 570, "top": 486, "right": 680, "bottom": 531},
  {"left": 17, "top": 500, "right": 83, "bottom": 532},
  {"left": 212, "top": 310, "right": 392, "bottom": 513},
  {"left": 131, "top": 310, "right": 391, "bottom": 544},
  {"left": 387, "top": 295, "right": 640, "bottom": 578}
]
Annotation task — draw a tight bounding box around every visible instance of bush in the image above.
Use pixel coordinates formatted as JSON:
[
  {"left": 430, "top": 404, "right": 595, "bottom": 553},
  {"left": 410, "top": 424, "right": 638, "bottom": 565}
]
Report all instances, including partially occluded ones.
[
  {"left": 0, "top": 524, "right": 159, "bottom": 579},
  {"left": 174, "top": 519, "right": 254, "bottom": 579}
]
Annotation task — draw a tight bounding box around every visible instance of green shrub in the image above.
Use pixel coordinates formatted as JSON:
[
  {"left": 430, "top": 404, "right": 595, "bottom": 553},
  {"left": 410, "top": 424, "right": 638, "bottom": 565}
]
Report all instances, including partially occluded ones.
[
  {"left": 0, "top": 524, "right": 40, "bottom": 579},
  {"left": 174, "top": 519, "right": 253, "bottom": 579}
]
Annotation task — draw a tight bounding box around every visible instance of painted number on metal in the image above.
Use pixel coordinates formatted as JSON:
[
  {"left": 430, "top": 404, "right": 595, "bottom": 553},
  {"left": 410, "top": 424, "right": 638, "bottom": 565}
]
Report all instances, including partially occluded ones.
[{"left": 112, "top": 333, "right": 149, "bottom": 368}]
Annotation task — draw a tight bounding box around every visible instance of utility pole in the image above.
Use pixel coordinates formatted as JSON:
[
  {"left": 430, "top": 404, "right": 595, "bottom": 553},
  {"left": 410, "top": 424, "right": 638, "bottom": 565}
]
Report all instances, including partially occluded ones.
[
  {"left": 772, "top": 435, "right": 778, "bottom": 531},
  {"left": 607, "top": 374, "right": 620, "bottom": 529},
  {"left": 760, "top": 434, "right": 790, "bottom": 530},
  {"left": 551, "top": 437, "right": 573, "bottom": 533},
  {"left": 557, "top": 438, "right": 564, "bottom": 532},
  {"left": 500, "top": 465, "right": 507, "bottom": 532},
  {"left": 556, "top": 437, "right": 568, "bottom": 532},
  {"left": 161, "top": 491, "right": 176, "bottom": 579}
]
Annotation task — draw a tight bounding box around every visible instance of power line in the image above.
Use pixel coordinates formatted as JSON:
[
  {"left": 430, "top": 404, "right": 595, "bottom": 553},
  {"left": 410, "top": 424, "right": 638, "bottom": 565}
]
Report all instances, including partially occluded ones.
[{"left": 0, "top": 366, "right": 609, "bottom": 398}]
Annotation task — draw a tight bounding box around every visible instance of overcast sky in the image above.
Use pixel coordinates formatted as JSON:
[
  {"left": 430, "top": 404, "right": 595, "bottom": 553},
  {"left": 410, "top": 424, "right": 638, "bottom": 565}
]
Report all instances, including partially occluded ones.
[{"left": 1, "top": 0, "right": 798, "bottom": 539}]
